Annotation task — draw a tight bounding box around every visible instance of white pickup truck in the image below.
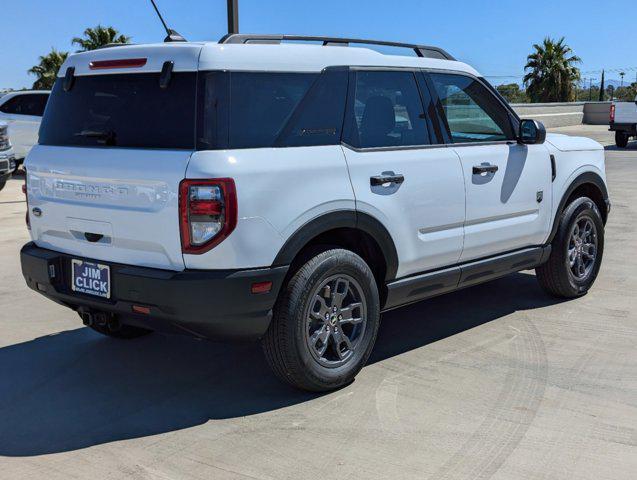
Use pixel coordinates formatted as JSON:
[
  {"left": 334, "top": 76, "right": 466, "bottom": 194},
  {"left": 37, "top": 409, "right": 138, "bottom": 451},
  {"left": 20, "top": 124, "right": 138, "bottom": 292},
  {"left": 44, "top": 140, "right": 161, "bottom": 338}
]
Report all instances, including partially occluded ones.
[{"left": 610, "top": 96, "right": 637, "bottom": 148}]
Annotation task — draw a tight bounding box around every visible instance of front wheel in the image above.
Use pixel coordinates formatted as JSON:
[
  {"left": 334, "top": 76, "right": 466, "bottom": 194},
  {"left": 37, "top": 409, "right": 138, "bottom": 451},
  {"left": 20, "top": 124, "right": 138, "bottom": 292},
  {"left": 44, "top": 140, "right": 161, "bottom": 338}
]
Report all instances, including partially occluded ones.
[
  {"left": 536, "top": 197, "right": 604, "bottom": 298},
  {"left": 615, "top": 131, "right": 629, "bottom": 148},
  {"left": 0, "top": 179, "right": 6, "bottom": 192},
  {"left": 262, "top": 249, "right": 380, "bottom": 392}
]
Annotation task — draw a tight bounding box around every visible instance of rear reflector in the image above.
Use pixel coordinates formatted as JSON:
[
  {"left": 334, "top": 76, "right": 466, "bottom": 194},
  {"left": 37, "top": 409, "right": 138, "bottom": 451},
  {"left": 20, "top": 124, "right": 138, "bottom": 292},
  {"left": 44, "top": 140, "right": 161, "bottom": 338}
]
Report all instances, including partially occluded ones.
[
  {"left": 610, "top": 104, "right": 616, "bottom": 123},
  {"left": 189, "top": 199, "right": 223, "bottom": 216},
  {"left": 251, "top": 281, "right": 273, "bottom": 294},
  {"left": 89, "top": 58, "right": 147, "bottom": 70},
  {"left": 132, "top": 305, "right": 151, "bottom": 315}
]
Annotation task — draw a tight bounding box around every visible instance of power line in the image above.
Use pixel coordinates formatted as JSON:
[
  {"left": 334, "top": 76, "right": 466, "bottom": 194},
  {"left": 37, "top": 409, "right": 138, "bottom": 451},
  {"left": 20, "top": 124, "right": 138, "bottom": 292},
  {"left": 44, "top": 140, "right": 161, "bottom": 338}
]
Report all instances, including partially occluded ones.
[{"left": 483, "top": 66, "right": 637, "bottom": 80}]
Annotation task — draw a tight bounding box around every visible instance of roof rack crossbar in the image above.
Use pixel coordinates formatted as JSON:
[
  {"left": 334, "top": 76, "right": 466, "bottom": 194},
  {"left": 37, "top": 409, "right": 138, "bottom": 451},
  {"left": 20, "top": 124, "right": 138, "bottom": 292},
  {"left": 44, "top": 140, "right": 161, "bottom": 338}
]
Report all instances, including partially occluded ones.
[{"left": 219, "top": 34, "right": 456, "bottom": 61}]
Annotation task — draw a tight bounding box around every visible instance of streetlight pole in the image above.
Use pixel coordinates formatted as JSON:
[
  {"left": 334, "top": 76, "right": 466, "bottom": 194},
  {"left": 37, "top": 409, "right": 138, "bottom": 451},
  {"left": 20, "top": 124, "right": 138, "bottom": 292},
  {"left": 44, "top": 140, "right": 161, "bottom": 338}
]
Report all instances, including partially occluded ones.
[{"left": 227, "top": 0, "right": 239, "bottom": 34}]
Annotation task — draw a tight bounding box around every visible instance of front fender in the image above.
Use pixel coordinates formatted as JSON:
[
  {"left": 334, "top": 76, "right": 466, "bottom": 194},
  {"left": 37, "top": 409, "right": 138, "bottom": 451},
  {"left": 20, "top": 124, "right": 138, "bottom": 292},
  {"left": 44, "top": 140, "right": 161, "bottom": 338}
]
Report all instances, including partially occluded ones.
[{"left": 547, "top": 169, "right": 609, "bottom": 244}]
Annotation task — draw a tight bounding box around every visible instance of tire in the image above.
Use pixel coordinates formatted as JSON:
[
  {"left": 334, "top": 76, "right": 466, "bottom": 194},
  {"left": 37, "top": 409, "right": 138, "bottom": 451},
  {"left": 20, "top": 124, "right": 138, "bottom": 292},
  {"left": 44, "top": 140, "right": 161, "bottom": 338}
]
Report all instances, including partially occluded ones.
[
  {"left": 536, "top": 196, "right": 604, "bottom": 298},
  {"left": 615, "top": 131, "right": 629, "bottom": 148},
  {"left": 262, "top": 249, "right": 380, "bottom": 392},
  {"left": 0, "top": 180, "right": 5, "bottom": 192}
]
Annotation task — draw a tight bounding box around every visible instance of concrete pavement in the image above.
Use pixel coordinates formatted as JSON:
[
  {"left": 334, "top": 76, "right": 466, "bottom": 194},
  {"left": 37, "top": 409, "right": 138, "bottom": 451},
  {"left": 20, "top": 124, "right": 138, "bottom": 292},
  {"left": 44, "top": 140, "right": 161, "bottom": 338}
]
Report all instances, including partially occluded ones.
[{"left": 0, "top": 126, "right": 635, "bottom": 479}]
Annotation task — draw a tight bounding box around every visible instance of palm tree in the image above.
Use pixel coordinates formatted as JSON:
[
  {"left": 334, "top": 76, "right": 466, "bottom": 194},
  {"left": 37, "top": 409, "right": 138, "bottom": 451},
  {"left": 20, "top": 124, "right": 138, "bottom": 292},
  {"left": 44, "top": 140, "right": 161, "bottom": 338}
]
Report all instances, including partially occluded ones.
[
  {"left": 523, "top": 37, "right": 581, "bottom": 103},
  {"left": 28, "top": 48, "right": 69, "bottom": 90},
  {"left": 72, "top": 25, "right": 130, "bottom": 51}
]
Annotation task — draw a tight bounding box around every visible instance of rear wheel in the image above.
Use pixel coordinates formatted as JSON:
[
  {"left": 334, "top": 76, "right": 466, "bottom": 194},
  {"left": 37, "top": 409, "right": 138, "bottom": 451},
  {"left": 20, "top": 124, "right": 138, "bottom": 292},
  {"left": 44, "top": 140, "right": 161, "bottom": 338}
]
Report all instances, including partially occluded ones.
[
  {"left": 536, "top": 197, "right": 604, "bottom": 298},
  {"left": 615, "top": 131, "right": 629, "bottom": 148},
  {"left": 262, "top": 249, "right": 380, "bottom": 392}
]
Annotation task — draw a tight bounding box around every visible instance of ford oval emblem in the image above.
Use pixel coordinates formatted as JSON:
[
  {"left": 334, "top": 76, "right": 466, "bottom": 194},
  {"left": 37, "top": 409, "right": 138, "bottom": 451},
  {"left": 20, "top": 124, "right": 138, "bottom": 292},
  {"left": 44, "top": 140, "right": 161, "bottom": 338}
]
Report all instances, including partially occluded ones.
[{"left": 32, "top": 207, "right": 42, "bottom": 217}]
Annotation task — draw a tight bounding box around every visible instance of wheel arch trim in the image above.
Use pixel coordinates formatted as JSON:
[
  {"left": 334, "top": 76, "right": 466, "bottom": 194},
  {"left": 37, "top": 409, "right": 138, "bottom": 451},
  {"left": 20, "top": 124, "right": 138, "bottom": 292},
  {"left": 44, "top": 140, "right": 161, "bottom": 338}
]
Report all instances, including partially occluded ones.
[
  {"left": 272, "top": 210, "right": 399, "bottom": 281},
  {"left": 548, "top": 171, "right": 609, "bottom": 244}
]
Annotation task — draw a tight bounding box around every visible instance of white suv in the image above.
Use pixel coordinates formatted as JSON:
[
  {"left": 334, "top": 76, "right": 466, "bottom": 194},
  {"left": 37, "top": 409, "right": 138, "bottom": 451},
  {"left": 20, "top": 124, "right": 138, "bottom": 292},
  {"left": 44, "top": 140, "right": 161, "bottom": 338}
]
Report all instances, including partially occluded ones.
[
  {"left": 21, "top": 35, "right": 610, "bottom": 391},
  {"left": 0, "top": 90, "right": 50, "bottom": 168}
]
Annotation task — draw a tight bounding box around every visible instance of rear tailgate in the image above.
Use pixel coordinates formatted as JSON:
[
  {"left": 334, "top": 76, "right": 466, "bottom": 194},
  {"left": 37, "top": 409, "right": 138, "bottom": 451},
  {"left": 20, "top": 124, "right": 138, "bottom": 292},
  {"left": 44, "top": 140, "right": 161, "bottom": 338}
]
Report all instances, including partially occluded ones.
[
  {"left": 614, "top": 100, "right": 637, "bottom": 124},
  {"left": 27, "top": 146, "right": 190, "bottom": 270},
  {"left": 25, "top": 43, "right": 203, "bottom": 271}
]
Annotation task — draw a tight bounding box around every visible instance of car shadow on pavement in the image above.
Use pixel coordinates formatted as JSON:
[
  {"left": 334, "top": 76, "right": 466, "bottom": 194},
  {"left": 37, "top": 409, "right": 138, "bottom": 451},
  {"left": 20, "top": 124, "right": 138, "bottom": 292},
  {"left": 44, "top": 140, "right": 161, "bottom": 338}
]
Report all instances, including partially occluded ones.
[
  {"left": 604, "top": 143, "right": 637, "bottom": 151},
  {"left": 0, "top": 271, "right": 563, "bottom": 457}
]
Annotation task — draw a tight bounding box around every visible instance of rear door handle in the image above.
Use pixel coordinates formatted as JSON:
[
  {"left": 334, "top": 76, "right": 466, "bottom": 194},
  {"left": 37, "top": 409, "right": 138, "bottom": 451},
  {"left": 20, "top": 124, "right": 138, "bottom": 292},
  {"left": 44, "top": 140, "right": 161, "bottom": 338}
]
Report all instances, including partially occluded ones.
[
  {"left": 370, "top": 173, "right": 405, "bottom": 186},
  {"left": 472, "top": 164, "right": 499, "bottom": 175}
]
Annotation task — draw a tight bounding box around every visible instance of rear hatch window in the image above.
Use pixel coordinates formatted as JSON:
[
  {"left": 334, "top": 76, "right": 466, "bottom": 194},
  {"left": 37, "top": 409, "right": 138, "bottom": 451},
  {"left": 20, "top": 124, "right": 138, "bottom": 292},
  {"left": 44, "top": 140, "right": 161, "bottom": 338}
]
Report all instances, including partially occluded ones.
[{"left": 39, "top": 72, "right": 197, "bottom": 150}]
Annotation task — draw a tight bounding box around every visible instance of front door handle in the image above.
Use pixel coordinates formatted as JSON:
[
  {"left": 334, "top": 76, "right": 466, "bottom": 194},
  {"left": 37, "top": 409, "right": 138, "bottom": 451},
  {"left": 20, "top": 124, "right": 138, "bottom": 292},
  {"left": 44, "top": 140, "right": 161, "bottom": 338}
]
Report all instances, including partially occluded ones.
[
  {"left": 472, "top": 164, "right": 499, "bottom": 175},
  {"left": 370, "top": 173, "right": 405, "bottom": 186}
]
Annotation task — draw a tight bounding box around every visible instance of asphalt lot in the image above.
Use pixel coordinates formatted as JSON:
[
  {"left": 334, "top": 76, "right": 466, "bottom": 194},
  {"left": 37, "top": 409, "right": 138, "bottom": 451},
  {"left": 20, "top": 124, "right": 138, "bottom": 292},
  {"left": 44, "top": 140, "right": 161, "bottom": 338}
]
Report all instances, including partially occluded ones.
[{"left": 0, "top": 125, "right": 635, "bottom": 479}]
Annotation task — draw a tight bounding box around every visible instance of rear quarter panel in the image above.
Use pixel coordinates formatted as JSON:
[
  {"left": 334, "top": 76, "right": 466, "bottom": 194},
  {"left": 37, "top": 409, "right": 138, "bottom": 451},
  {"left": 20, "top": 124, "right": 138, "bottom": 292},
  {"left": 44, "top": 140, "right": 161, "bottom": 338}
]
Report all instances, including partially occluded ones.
[
  {"left": 614, "top": 102, "right": 637, "bottom": 124},
  {"left": 184, "top": 146, "right": 355, "bottom": 269}
]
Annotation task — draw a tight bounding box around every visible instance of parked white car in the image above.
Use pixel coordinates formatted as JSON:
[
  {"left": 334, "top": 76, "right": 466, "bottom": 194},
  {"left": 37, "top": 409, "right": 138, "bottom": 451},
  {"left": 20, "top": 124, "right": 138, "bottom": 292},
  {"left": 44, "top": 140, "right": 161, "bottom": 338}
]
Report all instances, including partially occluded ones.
[
  {"left": 0, "top": 121, "right": 16, "bottom": 191},
  {"left": 610, "top": 95, "right": 637, "bottom": 147},
  {"left": 21, "top": 35, "right": 609, "bottom": 391},
  {"left": 0, "top": 90, "right": 49, "bottom": 168}
]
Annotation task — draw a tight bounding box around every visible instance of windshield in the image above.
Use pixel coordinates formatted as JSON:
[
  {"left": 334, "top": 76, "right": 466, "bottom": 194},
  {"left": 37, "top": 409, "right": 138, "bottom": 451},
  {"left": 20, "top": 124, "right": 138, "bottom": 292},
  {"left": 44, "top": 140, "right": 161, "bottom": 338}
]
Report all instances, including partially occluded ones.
[{"left": 39, "top": 72, "right": 197, "bottom": 150}]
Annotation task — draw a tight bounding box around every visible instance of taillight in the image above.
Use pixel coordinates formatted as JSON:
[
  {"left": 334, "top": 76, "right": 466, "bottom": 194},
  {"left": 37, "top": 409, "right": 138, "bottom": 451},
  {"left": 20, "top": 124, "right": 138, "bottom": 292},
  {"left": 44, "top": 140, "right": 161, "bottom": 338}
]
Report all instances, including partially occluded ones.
[
  {"left": 179, "top": 179, "right": 237, "bottom": 254},
  {"left": 23, "top": 178, "right": 30, "bottom": 230},
  {"left": 610, "top": 104, "right": 615, "bottom": 123}
]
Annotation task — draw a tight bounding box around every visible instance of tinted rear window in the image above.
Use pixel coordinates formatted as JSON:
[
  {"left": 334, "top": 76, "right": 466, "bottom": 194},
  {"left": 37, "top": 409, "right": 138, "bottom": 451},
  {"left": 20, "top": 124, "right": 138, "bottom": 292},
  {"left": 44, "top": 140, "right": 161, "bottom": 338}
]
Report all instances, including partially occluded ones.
[
  {"left": 198, "top": 70, "right": 348, "bottom": 150},
  {"left": 39, "top": 72, "right": 196, "bottom": 149}
]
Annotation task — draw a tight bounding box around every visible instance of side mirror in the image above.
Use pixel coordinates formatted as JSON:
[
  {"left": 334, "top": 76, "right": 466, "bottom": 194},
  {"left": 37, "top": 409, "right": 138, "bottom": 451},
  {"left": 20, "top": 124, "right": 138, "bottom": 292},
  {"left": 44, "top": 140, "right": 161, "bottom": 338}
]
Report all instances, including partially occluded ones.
[{"left": 518, "top": 119, "right": 546, "bottom": 145}]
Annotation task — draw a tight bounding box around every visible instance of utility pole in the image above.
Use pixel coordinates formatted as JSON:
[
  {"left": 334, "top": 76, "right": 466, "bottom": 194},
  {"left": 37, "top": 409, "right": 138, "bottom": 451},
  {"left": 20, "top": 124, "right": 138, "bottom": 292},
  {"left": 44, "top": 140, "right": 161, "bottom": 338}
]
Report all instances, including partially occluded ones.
[
  {"left": 227, "top": 0, "right": 239, "bottom": 34},
  {"left": 588, "top": 77, "right": 592, "bottom": 101}
]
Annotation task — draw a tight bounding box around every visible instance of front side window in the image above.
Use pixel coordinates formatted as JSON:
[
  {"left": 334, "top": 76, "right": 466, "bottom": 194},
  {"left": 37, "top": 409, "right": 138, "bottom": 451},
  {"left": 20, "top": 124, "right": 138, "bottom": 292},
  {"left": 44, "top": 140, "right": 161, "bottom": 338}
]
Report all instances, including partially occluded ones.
[
  {"left": 429, "top": 73, "right": 514, "bottom": 143},
  {"left": 345, "top": 71, "right": 429, "bottom": 149}
]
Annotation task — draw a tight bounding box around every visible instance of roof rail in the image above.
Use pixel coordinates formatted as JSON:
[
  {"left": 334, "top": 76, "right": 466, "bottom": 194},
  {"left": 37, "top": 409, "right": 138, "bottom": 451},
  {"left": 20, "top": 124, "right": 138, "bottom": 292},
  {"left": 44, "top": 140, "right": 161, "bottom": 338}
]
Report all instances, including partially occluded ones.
[{"left": 219, "top": 34, "right": 456, "bottom": 61}]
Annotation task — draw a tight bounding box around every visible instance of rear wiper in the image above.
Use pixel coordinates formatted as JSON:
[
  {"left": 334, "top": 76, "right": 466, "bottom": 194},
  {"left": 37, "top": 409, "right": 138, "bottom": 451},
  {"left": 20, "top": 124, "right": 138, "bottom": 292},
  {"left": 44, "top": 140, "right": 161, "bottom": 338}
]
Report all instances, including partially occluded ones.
[{"left": 75, "top": 129, "right": 117, "bottom": 145}]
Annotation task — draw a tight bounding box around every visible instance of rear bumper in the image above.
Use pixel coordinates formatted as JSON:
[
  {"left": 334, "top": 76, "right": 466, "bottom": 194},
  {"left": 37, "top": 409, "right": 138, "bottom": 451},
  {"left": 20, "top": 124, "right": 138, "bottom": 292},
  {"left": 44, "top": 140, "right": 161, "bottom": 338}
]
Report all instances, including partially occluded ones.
[
  {"left": 20, "top": 242, "right": 288, "bottom": 340},
  {"left": 609, "top": 123, "right": 637, "bottom": 134}
]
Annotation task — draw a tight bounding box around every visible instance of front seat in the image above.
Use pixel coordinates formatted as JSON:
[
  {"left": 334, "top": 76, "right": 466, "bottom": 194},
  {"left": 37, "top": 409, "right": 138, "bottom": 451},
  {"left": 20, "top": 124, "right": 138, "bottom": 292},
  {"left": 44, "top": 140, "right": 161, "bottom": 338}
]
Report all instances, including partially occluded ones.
[{"left": 359, "top": 96, "right": 397, "bottom": 148}]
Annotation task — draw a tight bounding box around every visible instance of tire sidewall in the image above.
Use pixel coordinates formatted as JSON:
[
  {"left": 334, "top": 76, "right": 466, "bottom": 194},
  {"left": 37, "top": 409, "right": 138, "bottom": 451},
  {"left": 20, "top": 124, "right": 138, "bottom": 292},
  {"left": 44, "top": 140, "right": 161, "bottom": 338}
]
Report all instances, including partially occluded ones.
[
  {"left": 288, "top": 251, "right": 380, "bottom": 387},
  {"left": 556, "top": 197, "right": 605, "bottom": 295},
  {"left": 616, "top": 131, "right": 628, "bottom": 148}
]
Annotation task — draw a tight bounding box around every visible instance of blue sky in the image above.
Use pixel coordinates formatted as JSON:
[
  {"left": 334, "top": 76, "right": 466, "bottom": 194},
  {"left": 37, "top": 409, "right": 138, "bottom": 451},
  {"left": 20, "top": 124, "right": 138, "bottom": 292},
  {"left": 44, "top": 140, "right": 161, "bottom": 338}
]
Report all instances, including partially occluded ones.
[{"left": 1, "top": 0, "right": 635, "bottom": 89}]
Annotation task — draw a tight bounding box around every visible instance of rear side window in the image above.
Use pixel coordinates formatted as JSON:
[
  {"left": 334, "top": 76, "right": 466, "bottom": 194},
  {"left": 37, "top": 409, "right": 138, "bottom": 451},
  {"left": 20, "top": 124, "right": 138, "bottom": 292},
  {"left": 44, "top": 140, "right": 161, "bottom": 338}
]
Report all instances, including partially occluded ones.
[
  {"left": 344, "top": 71, "right": 429, "bottom": 149},
  {"left": 275, "top": 69, "right": 348, "bottom": 147},
  {"left": 198, "top": 71, "right": 347, "bottom": 150},
  {"left": 39, "top": 73, "right": 196, "bottom": 149},
  {"left": 429, "top": 73, "right": 514, "bottom": 143},
  {"left": 0, "top": 93, "right": 49, "bottom": 117}
]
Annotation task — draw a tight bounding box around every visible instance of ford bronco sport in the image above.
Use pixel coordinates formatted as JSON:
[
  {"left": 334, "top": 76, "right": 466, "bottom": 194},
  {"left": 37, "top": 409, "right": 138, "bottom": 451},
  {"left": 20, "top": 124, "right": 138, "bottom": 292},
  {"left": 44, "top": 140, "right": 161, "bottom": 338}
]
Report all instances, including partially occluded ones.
[{"left": 21, "top": 35, "right": 610, "bottom": 391}]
